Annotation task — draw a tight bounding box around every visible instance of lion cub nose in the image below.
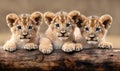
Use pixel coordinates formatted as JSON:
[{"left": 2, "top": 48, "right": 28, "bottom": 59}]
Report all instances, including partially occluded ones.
[
  {"left": 61, "top": 30, "right": 66, "bottom": 35},
  {"left": 89, "top": 33, "right": 96, "bottom": 39},
  {"left": 22, "top": 32, "right": 28, "bottom": 37}
]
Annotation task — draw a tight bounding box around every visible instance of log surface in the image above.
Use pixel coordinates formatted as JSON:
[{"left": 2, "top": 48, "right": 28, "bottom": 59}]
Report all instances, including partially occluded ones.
[{"left": 0, "top": 46, "right": 120, "bottom": 71}]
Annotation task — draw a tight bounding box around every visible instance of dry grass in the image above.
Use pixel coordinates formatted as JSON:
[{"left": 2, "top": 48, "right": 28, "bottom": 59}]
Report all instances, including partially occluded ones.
[
  {"left": 0, "top": 33, "right": 11, "bottom": 45},
  {"left": 0, "top": 33, "right": 120, "bottom": 48},
  {"left": 106, "top": 35, "right": 120, "bottom": 48}
]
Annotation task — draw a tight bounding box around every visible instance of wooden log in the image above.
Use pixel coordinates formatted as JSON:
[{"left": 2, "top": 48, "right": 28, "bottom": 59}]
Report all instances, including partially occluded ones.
[{"left": 0, "top": 46, "right": 120, "bottom": 71}]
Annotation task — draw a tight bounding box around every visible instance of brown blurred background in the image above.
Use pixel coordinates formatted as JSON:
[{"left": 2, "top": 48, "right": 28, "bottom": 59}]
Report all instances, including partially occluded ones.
[{"left": 0, "top": 0, "right": 120, "bottom": 47}]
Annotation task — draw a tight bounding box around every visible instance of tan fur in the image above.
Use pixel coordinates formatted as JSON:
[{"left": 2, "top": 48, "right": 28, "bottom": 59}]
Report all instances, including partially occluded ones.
[
  {"left": 75, "top": 14, "right": 113, "bottom": 48},
  {"left": 3, "top": 11, "right": 43, "bottom": 51},
  {"left": 39, "top": 10, "right": 83, "bottom": 54}
]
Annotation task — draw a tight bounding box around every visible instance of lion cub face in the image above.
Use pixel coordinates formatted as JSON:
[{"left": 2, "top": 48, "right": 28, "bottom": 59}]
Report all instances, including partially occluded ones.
[
  {"left": 44, "top": 11, "right": 80, "bottom": 40},
  {"left": 6, "top": 12, "right": 43, "bottom": 41},
  {"left": 77, "top": 15, "right": 112, "bottom": 44}
]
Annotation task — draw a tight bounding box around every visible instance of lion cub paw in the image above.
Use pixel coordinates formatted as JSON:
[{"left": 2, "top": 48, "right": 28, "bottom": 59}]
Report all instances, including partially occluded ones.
[
  {"left": 39, "top": 43, "right": 53, "bottom": 54},
  {"left": 75, "top": 43, "right": 83, "bottom": 51},
  {"left": 24, "top": 43, "right": 38, "bottom": 50},
  {"left": 62, "top": 42, "right": 75, "bottom": 52},
  {"left": 3, "top": 41, "right": 16, "bottom": 52},
  {"left": 98, "top": 42, "right": 112, "bottom": 49}
]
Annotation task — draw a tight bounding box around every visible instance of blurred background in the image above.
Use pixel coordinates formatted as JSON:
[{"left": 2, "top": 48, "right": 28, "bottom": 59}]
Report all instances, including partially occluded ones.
[{"left": 0, "top": 0, "right": 120, "bottom": 48}]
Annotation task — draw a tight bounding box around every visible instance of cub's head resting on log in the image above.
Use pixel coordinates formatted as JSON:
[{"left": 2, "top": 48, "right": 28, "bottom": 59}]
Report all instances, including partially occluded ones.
[
  {"left": 39, "top": 10, "right": 83, "bottom": 54},
  {"left": 3, "top": 11, "right": 43, "bottom": 51},
  {"left": 75, "top": 14, "right": 113, "bottom": 48}
]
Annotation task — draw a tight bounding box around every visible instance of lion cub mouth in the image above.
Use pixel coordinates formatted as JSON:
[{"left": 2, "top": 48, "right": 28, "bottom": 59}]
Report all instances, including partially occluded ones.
[
  {"left": 58, "top": 35, "right": 69, "bottom": 37},
  {"left": 20, "top": 37, "right": 31, "bottom": 42},
  {"left": 86, "top": 40, "right": 98, "bottom": 44},
  {"left": 20, "top": 36, "right": 31, "bottom": 40},
  {"left": 58, "top": 35, "right": 69, "bottom": 40}
]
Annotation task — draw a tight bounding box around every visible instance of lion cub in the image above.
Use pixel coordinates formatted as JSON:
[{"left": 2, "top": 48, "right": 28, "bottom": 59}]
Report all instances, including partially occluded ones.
[
  {"left": 3, "top": 11, "right": 43, "bottom": 51},
  {"left": 39, "top": 10, "right": 83, "bottom": 54},
  {"left": 75, "top": 14, "right": 113, "bottom": 48}
]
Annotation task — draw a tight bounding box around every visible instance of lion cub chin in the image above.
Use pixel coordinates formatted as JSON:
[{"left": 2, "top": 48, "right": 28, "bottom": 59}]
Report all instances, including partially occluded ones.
[
  {"left": 39, "top": 10, "right": 83, "bottom": 54},
  {"left": 75, "top": 14, "right": 113, "bottom": 49},
  {"left": 3, "top": 11, "right": 43, "bottom": 51}
]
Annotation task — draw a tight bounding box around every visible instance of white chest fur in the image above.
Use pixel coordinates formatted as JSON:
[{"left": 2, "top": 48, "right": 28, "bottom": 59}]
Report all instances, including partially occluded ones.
[{"left": 53, "top": 39, "right": 64, "bottom": 49}]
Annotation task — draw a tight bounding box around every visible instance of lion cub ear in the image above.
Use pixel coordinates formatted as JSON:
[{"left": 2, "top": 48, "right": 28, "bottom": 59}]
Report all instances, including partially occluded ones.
[
  {"left": 68, "top": 10, "right": 86, "bottom": 28},
  {"left": 6, "top": 13, "right": 18, "bottom": 28},
  {"left": 31, "top": 11, "right": 43, "bottom": 25},
  {"left": 99, "top": 14, "right": 112, "bottom": 29},
  {"left": 44, "top": 12, "right": 55, "bottom": 25}
]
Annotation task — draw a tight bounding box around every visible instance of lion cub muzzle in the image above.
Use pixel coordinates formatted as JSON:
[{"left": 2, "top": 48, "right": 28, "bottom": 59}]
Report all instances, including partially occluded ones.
[
  {"left": 58, "top": 30, "right": 67, "bottom": 37},
  {"left": 57, "top": 30, "right": 70, "bottom": 40},
  {"left": 86, "top": 33, "right": 98, "bottom": 44},
  {"left": 20, "top": 32, "right": 31, "bottom": 39}
]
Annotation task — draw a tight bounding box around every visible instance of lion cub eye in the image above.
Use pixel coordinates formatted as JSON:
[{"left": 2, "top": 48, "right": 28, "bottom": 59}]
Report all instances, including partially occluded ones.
[
  {"left": 84, "top": 26, "right": 89, "bottom": 32},
  {"left": 55, "top": 23, "right": 60, "bottom": 28},
  {"left": 66, "top": 23, "right": 71, "bottom": 27},
  {"left": 28, "top": 25, "right": 33, "bottom": 30},
  {"left": 96, "top": 27, "right": 101, "bottom": 32},
  {"left": 17, "top": 25, "right": 22, "bottom": 30}
]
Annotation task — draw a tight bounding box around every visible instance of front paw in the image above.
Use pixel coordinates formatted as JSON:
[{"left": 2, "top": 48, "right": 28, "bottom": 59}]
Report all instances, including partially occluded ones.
[
  {"left": 39, "top": 43, "right": 53, "bottom": 54},
  {"left": 75, "top": 43, "right": 83, "bottom": 51},
  {"left": 98, "top": 42, "right": 112, "bottom": 49},
  {"left": 24, "top": 43, "right": 38, "bottom": 50},
  {"left": 3, "top": 41, "right": 16, "bottom": 52},
  {"left": 62, "top": 42, "right": 75, "bottom": 52}
]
